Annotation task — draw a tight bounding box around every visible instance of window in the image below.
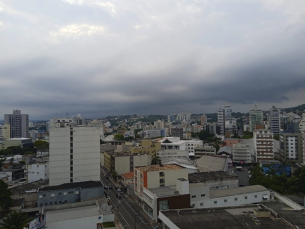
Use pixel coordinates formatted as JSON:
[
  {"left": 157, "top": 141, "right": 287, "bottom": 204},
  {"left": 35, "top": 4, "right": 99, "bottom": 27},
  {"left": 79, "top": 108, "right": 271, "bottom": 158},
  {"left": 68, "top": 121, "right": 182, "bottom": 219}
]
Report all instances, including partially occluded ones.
[
  {"left": 43, "top": 194, "right": 46, "bottom": 197},
  {"left": 200, "top": 203, "right": 203, "bottom": 206},
  {"left": 191, "top": 195, "right": 196, "bottom": 198},
  {"left": 50, "top": 202, "right": 52, "bottom": 205},
  {"left": 64, "top": 192, "right": 67, "bottom": 196},
  {"left": 54, "top": 202, "right": 57, "bottom": 204},
  {"left": 68, "top": 191, "right": 73, "bottom": 194},
  {"left": 201, "top": 194, "right": 205, "bottom": 197},
  {"left": 39, "top": 195, "right": 42, "bottom": 199},
  {"left": 159, "top": 172, "right": 164, "bottom": 176},
  {"left": 159, "top": 200, "right": 169, "bottom": 210},
  {"left": 254, "top": 195, "right": 257, "bottom": 198},
  {"left": 234, "top": 198, "right": 238, "bottom": 201},
  {"left": 214, "top": 201, "right": 217, "bottom": 204},
  {"left": 191, "top": 204, "right": 195, "bottom": 207},
  {"left": 160, "top": 179, "right": 165, "bottom": 183},
  {"left": 75, "top": 191, "right": 79, "bottom": 194},
  {"left": 224, "top": 199, "right": 227, "bottom": 202},
  {"left": 58, "top": 192, "right": 62, "bottom": 196},
  {"left": 245, "top": 196, "right": 248, "bottom": 199}
]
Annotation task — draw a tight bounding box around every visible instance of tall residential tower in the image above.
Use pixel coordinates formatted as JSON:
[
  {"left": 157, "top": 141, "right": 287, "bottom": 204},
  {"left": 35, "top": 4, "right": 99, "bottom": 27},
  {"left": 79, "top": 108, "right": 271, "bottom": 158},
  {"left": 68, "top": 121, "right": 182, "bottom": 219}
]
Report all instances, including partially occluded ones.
[{"left": 4, "top": 109, "right": 29, "bottom": 138}]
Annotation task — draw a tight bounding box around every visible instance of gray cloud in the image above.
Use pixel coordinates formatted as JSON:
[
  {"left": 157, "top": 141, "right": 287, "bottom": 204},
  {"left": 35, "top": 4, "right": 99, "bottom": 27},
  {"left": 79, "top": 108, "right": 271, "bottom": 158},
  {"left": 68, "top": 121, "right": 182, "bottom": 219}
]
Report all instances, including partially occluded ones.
[{"left": 1, "top": 0, "right": 305, "bottom": 119}]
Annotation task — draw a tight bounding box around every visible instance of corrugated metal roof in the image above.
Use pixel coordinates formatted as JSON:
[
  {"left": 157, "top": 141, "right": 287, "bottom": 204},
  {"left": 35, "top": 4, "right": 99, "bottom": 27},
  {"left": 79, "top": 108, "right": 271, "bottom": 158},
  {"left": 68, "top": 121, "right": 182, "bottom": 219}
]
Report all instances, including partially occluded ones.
[{"left": 210, "top": 185, "right": 268, "bottom": 198}]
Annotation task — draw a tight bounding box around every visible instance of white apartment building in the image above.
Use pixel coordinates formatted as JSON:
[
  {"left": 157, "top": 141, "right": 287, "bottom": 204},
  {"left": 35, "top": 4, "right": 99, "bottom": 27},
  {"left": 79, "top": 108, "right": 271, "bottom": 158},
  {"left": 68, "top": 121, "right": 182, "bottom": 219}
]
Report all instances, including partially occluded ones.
[
  {"left": 161, "top": 137, "right": 187, "bottom": 151},
  {"left": 49, "top": 118, "right": 100, "bottom": 186},
  {"left": 154, "top": 120, "right": 165, "bottom": 130},
  {"left": 134, "top": 164, "right": 188, "bottom": 200},
  {"left": 253, "top": 129, "right": 274, "bottom": 162},
  {"left": 186, "top": 140, "right": 203, "bottom": 156},
  {"left": 232, "top": 139, "right": 255, "bottom": 164},
  {"left": 28, "top": 162, "right": 49, "bottom": 183}
]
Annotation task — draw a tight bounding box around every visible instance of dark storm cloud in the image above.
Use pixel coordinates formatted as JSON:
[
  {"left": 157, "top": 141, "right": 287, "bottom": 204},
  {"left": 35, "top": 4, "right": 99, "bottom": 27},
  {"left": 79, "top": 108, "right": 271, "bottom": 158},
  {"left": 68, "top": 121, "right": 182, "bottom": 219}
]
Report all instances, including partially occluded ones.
[{"left": 1, "top": 0, "right": 305, "bottom": 118}]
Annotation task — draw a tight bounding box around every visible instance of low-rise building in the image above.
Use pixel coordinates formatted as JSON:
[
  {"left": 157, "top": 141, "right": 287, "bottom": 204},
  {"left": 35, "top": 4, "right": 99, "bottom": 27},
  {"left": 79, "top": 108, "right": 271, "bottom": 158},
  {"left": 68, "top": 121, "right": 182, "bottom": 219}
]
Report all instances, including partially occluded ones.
[
  {"left": 121, "top": 171, "right": 134, "bottom": 185},
  {"left": 27, "top": 162, "right": 49, "bottom": 183},
  {"left": 194, "top": 146, "right": 216, "bottom": 158},
  {"left": 156, "top": 149, "right": 189, "bottom": 158},
  {"left": 130, "top": 139, "right": 161, "bottom": 156},
  {"left": 103, "top": 151, "right": 151, "bottom": 175},
  {"left": 188, "top": 171, "right": 238, "bottom": 191},
  {"left": 196, "top": 155, "right": 229, "bottom": 172},
  {"left": 134, "top": 164, "right": 188, "bottom": 201},
  {"left": 161, "top": 157, "right": 198, "bottom": 174},
  {"left": 37, "top": 181, "right": 104, "bottom": 208}
]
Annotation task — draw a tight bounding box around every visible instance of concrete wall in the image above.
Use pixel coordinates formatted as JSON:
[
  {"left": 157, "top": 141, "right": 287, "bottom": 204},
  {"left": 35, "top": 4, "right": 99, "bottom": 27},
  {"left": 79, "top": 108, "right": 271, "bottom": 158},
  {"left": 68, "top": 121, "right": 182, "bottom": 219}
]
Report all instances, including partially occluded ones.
[
  {"left": 147, "top": 169, "right": 188, "bottom": 189},
  {"left": 28, "top": 163, "right": 49, "bottom": 183},
  {"left": 80, "top": 186, "right": 104, "bottom": 201}
]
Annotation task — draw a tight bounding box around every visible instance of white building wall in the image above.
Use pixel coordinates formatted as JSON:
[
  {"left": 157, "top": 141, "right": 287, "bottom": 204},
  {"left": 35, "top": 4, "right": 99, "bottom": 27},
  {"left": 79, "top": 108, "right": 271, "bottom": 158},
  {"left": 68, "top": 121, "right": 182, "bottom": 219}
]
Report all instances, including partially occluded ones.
[
  {"left": 46, "top": 214, "right": 114, "bottom": 229},
  {"left": 147, "top": 169, "right": 188, "bottom": 189},
  {"left": 186, "top": 140, "right": 203, "bottom": 155},
  {"left": 28, "top": 163, "right": 49, "bottom": 183},
  {"left": 49, "top": 119, "right": 100, "bottom": 186}
]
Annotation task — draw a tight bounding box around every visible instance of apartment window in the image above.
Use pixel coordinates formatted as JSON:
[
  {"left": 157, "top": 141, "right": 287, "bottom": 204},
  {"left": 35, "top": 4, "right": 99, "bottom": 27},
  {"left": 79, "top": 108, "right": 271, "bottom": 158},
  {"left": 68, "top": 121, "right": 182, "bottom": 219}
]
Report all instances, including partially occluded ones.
[
  {"left": 70, "top": 178, "right": 73, "bottom": 182},
  {"left": 70, "top": 149, "right": 73, "bottom": 153},
  {"left": 51, "top": 194, "right": 55, "bottom": 197},
  {"left": 58, "top": 192, "right": 62, "bottom": 196},
  {"left": 54, "top": 202, "right": 57, "bottom": 204},
  {"left": 70, "top": 167, "right": 73, "bottom": 172},
  {"left": 64, "top": 192, "right": 67, "bottom": 196},
  {"left": 201, "top": 194, "right": 205, "bottom": 197},
  {"left": 191, "top": 204, "right": 195, "bottom": 207},
  {"left": 214, "top": 201, "right": 217, "bottom": 204},
  {"left": 70, "top": 143, "right": 73, "bottom": 147},
  {"left": 160, "top": 179, "right": 165, "bottom": 183},
  {"left": 39, "top": 195, "right": 42, "bottom": 199},
  {"left": 159, "top": 200, "right": 169, "bottom": 210},
  {"left": 254, "top": 195, "right": 257, "bottom": 198},
  {"left": 200, "top": 203, "right": 203, "bottom": 206},
  {"left": 43, "top": 194, "right": 46, "bottom": 197},
  {"left": 191, "top": 195, "right": 196, "bottom": 198},
  {"left": 224, "top": 199, "right": 227, "bottom": 202},
  {"left": 75, "top": 191, "right": 79, "bottom": 194},
  {"left": 159, "top": 172, "right": 164, "bottom": 176},
  {"left": 245, "top": 196, "right": 248, "bottom": 199},
  {"left": 70, "top": 155, "right": 73, "bottom": 160},
  {"left": 234, "top": 198, "right": 238, "bottom": 201}
]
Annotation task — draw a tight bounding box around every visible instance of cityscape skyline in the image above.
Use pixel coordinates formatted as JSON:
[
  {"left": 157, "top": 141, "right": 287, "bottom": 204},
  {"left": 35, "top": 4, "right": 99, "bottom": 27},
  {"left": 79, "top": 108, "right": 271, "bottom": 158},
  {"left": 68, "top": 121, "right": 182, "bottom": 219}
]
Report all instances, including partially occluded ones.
[{"left": 1, "top": 1, "right": 305, "bottom": 118}]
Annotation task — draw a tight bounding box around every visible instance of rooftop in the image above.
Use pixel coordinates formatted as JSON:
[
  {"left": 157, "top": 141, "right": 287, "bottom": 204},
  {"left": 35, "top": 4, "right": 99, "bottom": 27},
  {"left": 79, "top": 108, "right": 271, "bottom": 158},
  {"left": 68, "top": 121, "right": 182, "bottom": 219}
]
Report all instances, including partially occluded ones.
[
  {"left": 210, "top": 185, "right": 268, "bottom": 198},
  {"left": 160, "top": 205, "right": 292, "bottom": 229},
  {"left": 188, "top": 171, "right": 238, "bottom": 183},
  {"left": 121, "top": 171, "right": 134, "bottom": 179},
  {"left": 39, "top": 181, "right": 102, "bottom": 192},
  {"left": 196, "top": 155, "right": 227, "bottom": 172},
  {"left": 136, "top": 164, "right": 184, "bottom": 172}
]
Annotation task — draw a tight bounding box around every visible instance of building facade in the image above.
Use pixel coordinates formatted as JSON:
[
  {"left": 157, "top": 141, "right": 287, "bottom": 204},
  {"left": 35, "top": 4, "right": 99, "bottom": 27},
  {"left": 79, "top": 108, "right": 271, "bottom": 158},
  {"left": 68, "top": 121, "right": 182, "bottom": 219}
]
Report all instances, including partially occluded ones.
[
  {"left": 28, "top": 162, "right": 49, "bottom": 183},
  {"left": 253, "top": 129, "right": 274, "bottom": 162},
  {"left": 49, "top": 118, "right": 100, "bottom": 186},
  {"left": 269, "top": 106, "right": 281, "bottom": 136},
  {"left": 4, "top": 110, "right": 29, "bottom": 138},
  {"left": 249, "top": 105, "right": 263, "bottom": 132}
]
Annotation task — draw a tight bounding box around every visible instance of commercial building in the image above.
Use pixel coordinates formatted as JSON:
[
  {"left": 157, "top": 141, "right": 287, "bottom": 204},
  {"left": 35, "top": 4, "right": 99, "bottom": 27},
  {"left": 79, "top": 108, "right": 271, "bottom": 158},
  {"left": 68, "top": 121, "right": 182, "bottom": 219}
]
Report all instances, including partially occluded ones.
[
  {"left": 37, "top": 181, "right": 103, "bottom": 207},
  {"left": 249, "top": 105, "right": 264, "bottom": 132},
  {"left": 134, "top": 164, "right": 188, "bottom": 200},
  {"left": 143, "top": 130, "right": 161, "bottom": 138},
  {"left": 103, "top": 151, "right": 151, "bottom": 175},
  {"left": 4, "top": 110, "right": 29, "bottom": 138},
  {"left": 188, "top": 171, "right": 239, "bottom": 191},
  {"left": 156, "top": 149, "right": 189, "bottom": 158},
  {"left": 254, "top": 129, "right": 274, "bottom": 162},
  {"left": 49, "top": 118, "right": 100, "bottom": 186},
  {"left": 269, "top": 106, "right": 281, "bottom": 135},
  {"left": 160, "top": 137, "right": 187, "bottom": 151},
  {"left": 186, "top": 140, "right": 203, "bottom": 157},
  {"left": 2, "top": 138, "right": 33, "bottom": 149}
]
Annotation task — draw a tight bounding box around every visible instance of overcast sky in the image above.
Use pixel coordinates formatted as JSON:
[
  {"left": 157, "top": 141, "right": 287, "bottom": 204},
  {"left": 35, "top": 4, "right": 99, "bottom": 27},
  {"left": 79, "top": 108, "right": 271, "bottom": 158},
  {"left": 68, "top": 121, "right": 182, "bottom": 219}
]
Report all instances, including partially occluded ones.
[{"left": 1, "top": 0, "right": 305, "bottom": 119}]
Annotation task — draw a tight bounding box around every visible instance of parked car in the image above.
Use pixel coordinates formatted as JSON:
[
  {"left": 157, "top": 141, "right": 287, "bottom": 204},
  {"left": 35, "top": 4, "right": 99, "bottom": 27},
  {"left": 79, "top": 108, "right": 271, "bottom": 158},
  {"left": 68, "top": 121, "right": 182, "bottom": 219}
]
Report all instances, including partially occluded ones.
[
  {"left": 116, "top": 193, "right": 121, "bottom": 198},
  {"left": 117, "top": 188, "right": 122, "bottom": 192},
  {"left": 104, "top": 185, "right": 108, "bottom": 189},
  {"left": 109, "top": 185, "right": 113, "bottom": 190}
]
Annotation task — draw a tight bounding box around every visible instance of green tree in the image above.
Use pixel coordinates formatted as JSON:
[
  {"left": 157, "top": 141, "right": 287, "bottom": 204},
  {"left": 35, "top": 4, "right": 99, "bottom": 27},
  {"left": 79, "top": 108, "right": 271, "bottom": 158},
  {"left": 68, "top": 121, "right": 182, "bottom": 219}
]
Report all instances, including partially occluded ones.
[
  {"left": 0, "top": 180, "right": 12, "bottom": 212},
  {"left": 151, "top": 155, "right": 161, "bottom": 165},
  {"left": 34, "top": 140, "right": 49, "bottom": 151},
  {"left": 0, "top": 211, "right": 31, "bottom": 229},
  {"left": 0, "top": 158, "right": 5, "bottom": 171},
  {"left": 114, "top": 134, "right": 125, "bottom": 141},
  {"left": 19, "top": 160, "right": 26, "bottom": 165},
  {"left": 273, "top": 134, "right": 279, "bottom": 141},
  {"left": 7, "top": 146, "right": 23, "bottom": 155}
]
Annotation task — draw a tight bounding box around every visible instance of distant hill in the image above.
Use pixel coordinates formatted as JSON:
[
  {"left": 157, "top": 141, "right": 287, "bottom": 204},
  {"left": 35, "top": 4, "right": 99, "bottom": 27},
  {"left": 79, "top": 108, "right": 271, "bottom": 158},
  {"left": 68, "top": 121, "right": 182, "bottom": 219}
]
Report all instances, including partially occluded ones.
[{"left": 283, "top": 104, "right": 305, "bottom": 114}]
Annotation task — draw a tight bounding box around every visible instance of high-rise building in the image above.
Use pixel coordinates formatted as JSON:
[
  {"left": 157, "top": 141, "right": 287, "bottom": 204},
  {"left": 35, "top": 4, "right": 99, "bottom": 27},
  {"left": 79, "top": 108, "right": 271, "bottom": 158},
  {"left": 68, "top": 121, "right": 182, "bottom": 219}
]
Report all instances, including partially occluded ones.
[
  {"left": 200, "top": 115, "right": 207, "bottom": 125},
  {"left": 4, "top": 110, "right": 29, "bottom": 138},
  {"left": 249, "top": 105, "right": 263, "bottom": 132},
  {"left": 217, "top": 108, "right": 225, "bottom": 136},
  {"left": 269, "top": 106, "right": 281, "bottom": 136},
  {"left": 224, "top": 103, "right": 232, "bottom": 122},
  {"left": 253, "top": 129, "right": 274, "bottom": 162},
  {"left": 154, "top": 120, "right": 164, "bottom": 129},
  {"left": 49, "top": 118, "right": 100, "bottom": 186}
]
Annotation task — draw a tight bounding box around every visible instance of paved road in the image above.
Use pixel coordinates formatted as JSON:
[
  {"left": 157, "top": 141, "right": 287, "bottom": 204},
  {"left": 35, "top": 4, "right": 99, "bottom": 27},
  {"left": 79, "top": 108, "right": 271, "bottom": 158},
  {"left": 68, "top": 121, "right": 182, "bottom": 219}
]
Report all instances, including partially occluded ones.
[{"left": 100, "top": 168, "right": 154, "bottom": 229}]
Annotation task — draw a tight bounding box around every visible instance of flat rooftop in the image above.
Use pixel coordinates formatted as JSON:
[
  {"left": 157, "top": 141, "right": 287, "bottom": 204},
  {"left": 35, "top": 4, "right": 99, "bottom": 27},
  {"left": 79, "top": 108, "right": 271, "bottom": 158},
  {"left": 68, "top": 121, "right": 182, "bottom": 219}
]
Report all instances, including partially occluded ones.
[
  {"left": 210, "top": 185, "right": 268, "bottom": 198},
  {"left": 161, "top": 205, "right": 295, "bottom": 229},
  {"left": 136, "top": 164, "right": 184, "bottom": 172},
  {"left": 196, "top": 155, "right": 227, "bottom": 172},
  {"left": 39, "top": 181, "right": 102, "bottom": 191},
  {"left": 188, "top": 171, "right": 238, "bottom": 183}
]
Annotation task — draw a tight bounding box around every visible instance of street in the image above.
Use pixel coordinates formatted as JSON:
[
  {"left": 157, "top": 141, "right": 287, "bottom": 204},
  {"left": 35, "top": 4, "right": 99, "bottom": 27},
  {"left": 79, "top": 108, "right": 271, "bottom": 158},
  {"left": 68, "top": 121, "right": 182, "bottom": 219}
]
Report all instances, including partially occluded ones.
[{"left": 100, "top": 168, "right": 154, "bottom": 229}]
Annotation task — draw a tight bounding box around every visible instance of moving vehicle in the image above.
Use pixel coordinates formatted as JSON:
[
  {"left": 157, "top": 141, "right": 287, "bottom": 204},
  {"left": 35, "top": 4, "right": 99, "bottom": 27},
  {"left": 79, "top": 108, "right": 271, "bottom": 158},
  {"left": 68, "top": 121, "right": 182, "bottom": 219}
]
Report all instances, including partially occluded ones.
[{"left": 116, "top": 193, "right": 121, "bottom": 198}]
